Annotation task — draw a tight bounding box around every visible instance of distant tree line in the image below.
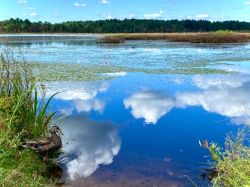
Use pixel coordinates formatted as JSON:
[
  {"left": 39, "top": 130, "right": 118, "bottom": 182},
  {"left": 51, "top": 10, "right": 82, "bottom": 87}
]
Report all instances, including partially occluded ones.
[{"left": 0, "top": 18, "right": 250, "bottom": 33}]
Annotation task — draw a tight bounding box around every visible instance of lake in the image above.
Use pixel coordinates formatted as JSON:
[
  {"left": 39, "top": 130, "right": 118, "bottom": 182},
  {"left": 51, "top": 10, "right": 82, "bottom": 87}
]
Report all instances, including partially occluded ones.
[{"left": 1, "top": 34, "right": 250, "bottom": 187}]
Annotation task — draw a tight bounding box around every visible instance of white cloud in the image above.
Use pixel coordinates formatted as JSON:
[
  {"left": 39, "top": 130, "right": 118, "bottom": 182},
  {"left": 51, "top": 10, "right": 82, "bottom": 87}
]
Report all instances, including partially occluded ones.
[
  {"left": 144, "top": 11, "right": 164, "bottom": 19},
  {"left": 128, "top": 14, "right": 135, "bottom": 19},
  {"left": 176, "top": 77, "right": 250, "bottom": 126},
  {"left": 74, "top": 2, "right": 87, "bottom": 7},
  {"left": 123, "top": 76, "right": 250, "bottom": 127},
  {"left": 191, "top": 75, "right": 245, "bottom": 89},
  {"left": 46, "top": 81, "right": 108, "bottom": 114},
  {"left": 29, "top": 12, "right": 37, "bottom": 17},
  {"left": 18, "top": 0, "right": 28, "bottom": 4},
  {"left": 22, "top": 7, "right": 38, "bottom": 17},
  {"left": 124, "top": 91, "right": 174, "bottom": 124},
  {"left": 101, "top": 0, "right": 110, "bottom": 4},
  {"left": 59, "top": 115, "right": 121, "bottom": 180},
  {"left": 196, "top": 14, "right": 209, "bottom": 19},
  {"left": 75, "top": 99, "right": 105, "bottom": 113},
  {"left": 47, "top": 82, "right": 108, "bottom": 101},
  {"left": 244, "top": 1, "right": 250, "bottom": 5},
  {"left": 103, "top": 13, "right": 112, "bottom": 19},
  {"left": 103, "top": 72, "right": 127, "bottom": 77}
]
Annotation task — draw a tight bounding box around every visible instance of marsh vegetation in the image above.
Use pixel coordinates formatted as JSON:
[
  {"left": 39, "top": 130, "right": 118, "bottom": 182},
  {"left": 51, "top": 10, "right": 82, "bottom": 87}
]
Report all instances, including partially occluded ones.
[
  {"left": 202, "top": 130, "right": 250, "bottom": 187},
  {"left": 0, "top": 48, "right": 56, "bottom": 186},
  {"left": 100, "top": 32, "right": 250, "bottom": 44}
]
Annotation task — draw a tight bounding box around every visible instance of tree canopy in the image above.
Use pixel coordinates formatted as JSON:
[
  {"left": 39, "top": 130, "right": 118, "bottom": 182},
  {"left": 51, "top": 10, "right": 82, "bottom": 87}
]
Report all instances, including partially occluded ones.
[{"left": 0, "top": 18, "right": 250, "bottom": 33}]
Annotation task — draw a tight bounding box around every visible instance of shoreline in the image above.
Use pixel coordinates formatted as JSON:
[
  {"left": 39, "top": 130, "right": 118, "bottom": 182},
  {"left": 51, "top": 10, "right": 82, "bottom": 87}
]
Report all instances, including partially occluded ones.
[
  {"left": 1, "top": 32, "right": 250, "bottom": 44},
  {"left": 0, "top": 31, "right": 249, "bottom": 34}
]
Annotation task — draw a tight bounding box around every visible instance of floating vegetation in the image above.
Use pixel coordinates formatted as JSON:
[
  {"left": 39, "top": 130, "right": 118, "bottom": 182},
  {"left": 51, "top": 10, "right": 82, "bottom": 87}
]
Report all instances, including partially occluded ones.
[
  {"left": 31, "top": 63, "right": 124, "bottom": 81},
  {"left": 30, "top": 62, "right": 234, "bottom": 82}
]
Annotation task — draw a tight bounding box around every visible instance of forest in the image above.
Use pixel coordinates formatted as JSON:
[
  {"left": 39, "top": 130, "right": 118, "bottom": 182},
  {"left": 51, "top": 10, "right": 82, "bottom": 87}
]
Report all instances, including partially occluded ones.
[{"left": 0, "top": 18, "right": 250, "bottom": 33}]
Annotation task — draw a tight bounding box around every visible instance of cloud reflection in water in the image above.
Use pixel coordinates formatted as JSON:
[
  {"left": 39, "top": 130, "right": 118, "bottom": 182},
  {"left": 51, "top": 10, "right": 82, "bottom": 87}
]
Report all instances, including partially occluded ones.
[
  {"left": 59, "top": 114, "right": 121, "bottom": 180},
  {"left": 177, "top": 76, "right": 250, "bottom": 126},
  {"left": 124, "top": 76, "right": 250, "bottom": 126},
  {"left": 124, "top": 91, "right": 175, "bottom": 124},
  {"left": 46, "top": 81, "right": 108, "bottom": 114}
]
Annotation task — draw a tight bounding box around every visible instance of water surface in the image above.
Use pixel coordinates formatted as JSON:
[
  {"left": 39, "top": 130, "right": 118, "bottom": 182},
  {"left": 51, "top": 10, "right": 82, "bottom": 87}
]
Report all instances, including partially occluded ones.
[{"left": 1, "top": 34, "right": 250, "bottom": 186}]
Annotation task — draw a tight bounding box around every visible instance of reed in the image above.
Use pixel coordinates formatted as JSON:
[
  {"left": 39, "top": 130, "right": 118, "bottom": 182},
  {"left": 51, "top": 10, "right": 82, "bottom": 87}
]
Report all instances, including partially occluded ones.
[{"left": 100, "top": 32, "right": 250, "bottom": 43}]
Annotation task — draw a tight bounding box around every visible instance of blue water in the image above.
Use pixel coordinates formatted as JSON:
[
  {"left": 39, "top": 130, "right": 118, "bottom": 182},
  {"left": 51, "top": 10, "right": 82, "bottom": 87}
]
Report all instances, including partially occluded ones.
[
  {"left": 47, "top": 73, "right": 248, "bottom": 186},
  {"left": 1, "top": 34, "right": 250, "bottom": 186}
]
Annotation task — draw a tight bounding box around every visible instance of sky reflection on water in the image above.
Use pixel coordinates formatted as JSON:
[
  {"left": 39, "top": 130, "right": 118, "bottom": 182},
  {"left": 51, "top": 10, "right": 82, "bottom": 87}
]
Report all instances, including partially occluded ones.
[
  {"left": 46, "top": 73, "right": 249, "bottom": 186},
  {"left": 59, "top": 114, "right": 121, "bottom": 180},
  {"left": 1, "top": 35, "right": 250, "bottom": 186}
]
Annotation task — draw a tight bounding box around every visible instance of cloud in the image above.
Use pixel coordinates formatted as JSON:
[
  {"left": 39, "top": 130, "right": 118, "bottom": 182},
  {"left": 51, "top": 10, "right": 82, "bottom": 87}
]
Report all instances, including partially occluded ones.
[
  {"left": 46, "top": 81, "right": 108, "bottom": 114},
  {"left": 101, "top": 0, "right": 110, "bottom": 4},
  {"left": 18, "top": 0, "right": 28, "bottom": 4},
  {"left": 74, "top": 99, "right": 105, "bottom": 113},
  {"left": 124, "top": 76, "right": 250, "bottom": 127},
  {"left": 144, "top": 11, "right": 164, "bottom": 19},
  {"left": 102, "top": 13, "right": 112, "bottom": 19},
  {"left": 47, "top": 82, "right": 108, "bottom": 101},
  {"left": 195, "top": 14, "right": 209, "bottom": 19},
  {"left": 128, "top": 14, "right": 135, "bottom": 19},
  {"left": 59, "top": 115, "right": 121, "bottom": 180},
  {"left": 103, "top": 72, "right": 127, "bottom": 77},
  {"left": 29, "top": 12, "right": 37, "bottom": 17},
  {"left": 244, "top": 1, "right": 250, "bottom": 5},
  {"left": 191, "top": 75, "right": 245, "bottom": 89},
  {"left": 22, "top": 7, "right": 38, "bottom": 17},
  {"left": 176, "top": 77, "right": 250, "bottom": 126},
  {"left": 106, "top": 15, "right": 112, "bottom": 19},
  {"left": 124, "top": 91, "right": 174, "bottom": 124},
  {"left": 74, "top": 2, "right": 87, "bottom": 7}
]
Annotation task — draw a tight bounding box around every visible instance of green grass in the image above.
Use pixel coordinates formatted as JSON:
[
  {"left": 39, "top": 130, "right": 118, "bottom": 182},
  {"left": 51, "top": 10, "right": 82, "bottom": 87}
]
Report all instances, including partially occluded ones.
[
  {"left": 0, "top": 48, "right": 56, "bottom": 186},
  {"left": 203, "top": 130, "right": 250, "bottom": 187},
  {"left": 0, "top": 146, "right": 51, "bottom": 187}
]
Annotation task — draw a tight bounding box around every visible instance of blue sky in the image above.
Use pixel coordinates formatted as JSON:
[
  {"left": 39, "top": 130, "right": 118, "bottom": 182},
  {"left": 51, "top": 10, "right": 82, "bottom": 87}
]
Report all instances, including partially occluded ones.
[{"left": 0, "top": 0, "right": 249, "bottom": 23}]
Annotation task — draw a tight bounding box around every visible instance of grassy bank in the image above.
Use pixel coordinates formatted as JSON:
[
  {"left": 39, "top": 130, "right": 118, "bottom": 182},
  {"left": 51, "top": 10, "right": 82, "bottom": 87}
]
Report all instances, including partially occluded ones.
[
  {"left": 202, "top": 130, "right": 250, "bottom": 187},
  {"left": 100, "top": 31, "right": 250, "bottom": 43},
  {"left": 0, "top": 48, "right": 56, "bottom": 186}
]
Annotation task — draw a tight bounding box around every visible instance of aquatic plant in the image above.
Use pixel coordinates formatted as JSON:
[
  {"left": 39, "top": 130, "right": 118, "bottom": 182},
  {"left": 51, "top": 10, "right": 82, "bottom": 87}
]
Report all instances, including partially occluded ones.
[
  {"left": 28, "top": 61, "right": 233, "bottom": 82},
  {"left": 201, "top": 130, "right": 250, "bottom": 187}
]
